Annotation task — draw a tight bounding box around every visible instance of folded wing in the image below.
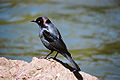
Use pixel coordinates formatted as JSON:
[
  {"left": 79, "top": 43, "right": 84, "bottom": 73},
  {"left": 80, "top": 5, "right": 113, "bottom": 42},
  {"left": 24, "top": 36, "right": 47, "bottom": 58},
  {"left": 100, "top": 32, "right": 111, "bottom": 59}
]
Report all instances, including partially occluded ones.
[{"left": 42, "top": 30, "right": 68, "bottom": 53}]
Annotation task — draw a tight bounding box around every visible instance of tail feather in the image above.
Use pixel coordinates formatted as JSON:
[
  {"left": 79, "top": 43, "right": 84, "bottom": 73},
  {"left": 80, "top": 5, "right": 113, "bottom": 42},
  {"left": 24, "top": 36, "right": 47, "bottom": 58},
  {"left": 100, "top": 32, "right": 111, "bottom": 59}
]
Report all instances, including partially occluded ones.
[{"left": 62, "top": 52, "right": 81, "bottom": 71}]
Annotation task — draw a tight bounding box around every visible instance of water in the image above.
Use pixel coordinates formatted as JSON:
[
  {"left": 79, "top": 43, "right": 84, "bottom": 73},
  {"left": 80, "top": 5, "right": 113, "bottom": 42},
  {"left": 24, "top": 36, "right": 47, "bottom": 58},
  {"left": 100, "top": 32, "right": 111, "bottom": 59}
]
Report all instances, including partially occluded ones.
[{"left": 0, "top": 0, "right": 120, "bottom": 80}]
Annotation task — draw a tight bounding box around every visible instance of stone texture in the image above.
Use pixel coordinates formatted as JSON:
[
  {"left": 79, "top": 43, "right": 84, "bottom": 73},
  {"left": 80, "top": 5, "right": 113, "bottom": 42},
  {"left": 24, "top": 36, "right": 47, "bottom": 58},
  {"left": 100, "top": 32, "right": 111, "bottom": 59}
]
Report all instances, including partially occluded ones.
[{"left": 0, "top": 57, "right": 98, "bottom": 80}]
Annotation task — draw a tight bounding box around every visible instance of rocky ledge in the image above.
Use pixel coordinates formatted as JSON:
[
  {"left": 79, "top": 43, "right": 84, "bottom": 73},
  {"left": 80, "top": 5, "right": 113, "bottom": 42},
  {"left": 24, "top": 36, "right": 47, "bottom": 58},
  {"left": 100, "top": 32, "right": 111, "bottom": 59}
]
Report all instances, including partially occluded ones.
[{"left": 0, "top": 57, "right": 98, "bottom": 80}]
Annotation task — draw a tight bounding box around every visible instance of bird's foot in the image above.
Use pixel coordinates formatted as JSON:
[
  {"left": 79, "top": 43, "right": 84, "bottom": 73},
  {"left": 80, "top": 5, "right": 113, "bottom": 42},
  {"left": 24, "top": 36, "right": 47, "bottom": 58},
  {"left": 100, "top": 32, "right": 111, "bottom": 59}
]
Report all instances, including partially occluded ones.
[{"left": 49, "top": 57, "right": 57, "bottom": 60}]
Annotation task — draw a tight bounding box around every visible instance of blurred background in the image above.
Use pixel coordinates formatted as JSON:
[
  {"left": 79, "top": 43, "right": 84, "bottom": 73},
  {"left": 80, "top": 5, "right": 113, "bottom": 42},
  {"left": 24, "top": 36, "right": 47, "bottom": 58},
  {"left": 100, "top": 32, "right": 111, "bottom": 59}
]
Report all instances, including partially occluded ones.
[{"left": 0, "top": 0, "right": 120, "bottom": 80}]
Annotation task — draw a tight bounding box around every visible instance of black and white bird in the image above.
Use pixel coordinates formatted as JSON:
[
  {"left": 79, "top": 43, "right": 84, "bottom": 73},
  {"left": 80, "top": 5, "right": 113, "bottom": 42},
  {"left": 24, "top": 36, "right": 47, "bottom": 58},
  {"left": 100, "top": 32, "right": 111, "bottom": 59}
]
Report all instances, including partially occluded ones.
[{"left": 31, "top": 16, "right": 81, "bottom": 71}]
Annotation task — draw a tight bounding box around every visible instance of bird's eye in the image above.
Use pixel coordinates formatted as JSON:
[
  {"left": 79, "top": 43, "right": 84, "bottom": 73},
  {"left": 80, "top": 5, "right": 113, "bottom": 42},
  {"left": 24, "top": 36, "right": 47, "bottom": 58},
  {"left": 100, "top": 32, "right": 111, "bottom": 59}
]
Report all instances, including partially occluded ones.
[{"left": 38, "top": 21, "right": 40, "bottom": 23}]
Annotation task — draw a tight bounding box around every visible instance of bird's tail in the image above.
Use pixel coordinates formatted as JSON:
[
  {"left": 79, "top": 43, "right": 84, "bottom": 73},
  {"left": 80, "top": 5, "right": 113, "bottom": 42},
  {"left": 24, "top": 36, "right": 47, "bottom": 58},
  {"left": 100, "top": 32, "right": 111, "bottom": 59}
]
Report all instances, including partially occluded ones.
[{"left": 61, "top": 52, "right": 81, "bottom": 71}]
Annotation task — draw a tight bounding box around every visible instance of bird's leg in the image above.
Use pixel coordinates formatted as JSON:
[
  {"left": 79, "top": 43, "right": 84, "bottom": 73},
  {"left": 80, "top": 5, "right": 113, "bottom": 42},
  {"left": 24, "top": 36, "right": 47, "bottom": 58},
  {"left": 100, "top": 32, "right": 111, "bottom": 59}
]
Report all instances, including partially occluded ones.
[
  {"left": 53, "top": 52, "right": 58, "bottom": 59},
  {"left": 45, "top": 50, "right": 53, "bottom": 59}
]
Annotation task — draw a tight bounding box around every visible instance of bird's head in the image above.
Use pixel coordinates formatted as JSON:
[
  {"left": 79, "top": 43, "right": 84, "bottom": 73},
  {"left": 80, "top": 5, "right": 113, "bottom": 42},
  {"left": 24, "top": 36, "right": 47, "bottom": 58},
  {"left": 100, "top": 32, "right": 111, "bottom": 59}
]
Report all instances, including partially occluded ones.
[{"left": 31, "top": 16, "right": 51, "bottom": 27}]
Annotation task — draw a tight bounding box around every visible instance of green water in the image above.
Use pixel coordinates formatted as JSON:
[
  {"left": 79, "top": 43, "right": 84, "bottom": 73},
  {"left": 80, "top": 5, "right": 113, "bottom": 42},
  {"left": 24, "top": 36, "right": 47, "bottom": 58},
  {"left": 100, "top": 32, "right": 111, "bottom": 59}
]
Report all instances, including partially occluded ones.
[{"left": 0, "top": 0, "right": 120, "bottom": 80}]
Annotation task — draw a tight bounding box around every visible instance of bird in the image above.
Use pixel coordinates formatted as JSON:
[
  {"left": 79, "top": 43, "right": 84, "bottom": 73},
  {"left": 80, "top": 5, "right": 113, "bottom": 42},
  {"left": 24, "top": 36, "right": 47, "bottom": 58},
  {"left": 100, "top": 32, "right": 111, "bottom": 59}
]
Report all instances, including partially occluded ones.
[{"left": 31, "top": 16, "right": 81, "bottom": 71}]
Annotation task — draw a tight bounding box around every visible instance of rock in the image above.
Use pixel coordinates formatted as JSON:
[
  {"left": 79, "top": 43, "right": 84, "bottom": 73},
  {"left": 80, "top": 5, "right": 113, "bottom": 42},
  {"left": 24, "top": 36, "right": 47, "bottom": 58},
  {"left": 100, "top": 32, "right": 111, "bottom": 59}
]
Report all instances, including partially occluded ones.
[{"left": 0, "top": 57, "right": 98, "bottom": 80}]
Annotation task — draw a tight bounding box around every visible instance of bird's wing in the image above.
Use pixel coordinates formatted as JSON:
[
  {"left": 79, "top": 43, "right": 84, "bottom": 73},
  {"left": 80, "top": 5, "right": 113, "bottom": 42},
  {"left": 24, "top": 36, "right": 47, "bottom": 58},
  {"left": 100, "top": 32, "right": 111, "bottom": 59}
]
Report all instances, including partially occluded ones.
[
  {"left": 43, "top": 30, "right": 58, "bottom": 42},
  {"left": 43, "top": 30, "right": 68, "bottom": 52}
]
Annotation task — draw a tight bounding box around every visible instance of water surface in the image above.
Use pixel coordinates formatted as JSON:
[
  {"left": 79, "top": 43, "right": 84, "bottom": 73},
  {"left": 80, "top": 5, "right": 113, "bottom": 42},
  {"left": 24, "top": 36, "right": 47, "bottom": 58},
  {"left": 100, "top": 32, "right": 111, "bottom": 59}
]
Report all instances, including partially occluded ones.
[{"left": 0, "top": 0, "right": 120, "bottom": 80}]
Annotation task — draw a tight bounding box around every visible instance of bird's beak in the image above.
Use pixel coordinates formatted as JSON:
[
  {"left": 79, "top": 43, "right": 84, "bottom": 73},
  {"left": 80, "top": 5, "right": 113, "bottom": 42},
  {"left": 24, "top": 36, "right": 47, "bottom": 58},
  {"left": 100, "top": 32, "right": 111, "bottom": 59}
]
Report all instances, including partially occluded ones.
[{"left": 30, "top": 20, "right": 36, "bottom": 22}]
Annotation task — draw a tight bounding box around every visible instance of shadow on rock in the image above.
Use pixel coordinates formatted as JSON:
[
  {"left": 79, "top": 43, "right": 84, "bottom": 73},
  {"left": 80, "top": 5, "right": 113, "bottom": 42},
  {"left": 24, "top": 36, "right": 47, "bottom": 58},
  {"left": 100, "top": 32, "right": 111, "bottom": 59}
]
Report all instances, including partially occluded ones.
[{"left": 50, "top": 57, "right": 83, "bottom": 80}]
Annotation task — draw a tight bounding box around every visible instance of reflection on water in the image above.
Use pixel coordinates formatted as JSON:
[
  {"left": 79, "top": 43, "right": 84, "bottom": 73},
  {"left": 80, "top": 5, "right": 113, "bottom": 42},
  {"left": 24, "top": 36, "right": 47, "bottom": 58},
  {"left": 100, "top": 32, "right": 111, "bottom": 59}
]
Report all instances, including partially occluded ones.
[{"left": 0, "top": 0, "right": 120, "bottom": 80}]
